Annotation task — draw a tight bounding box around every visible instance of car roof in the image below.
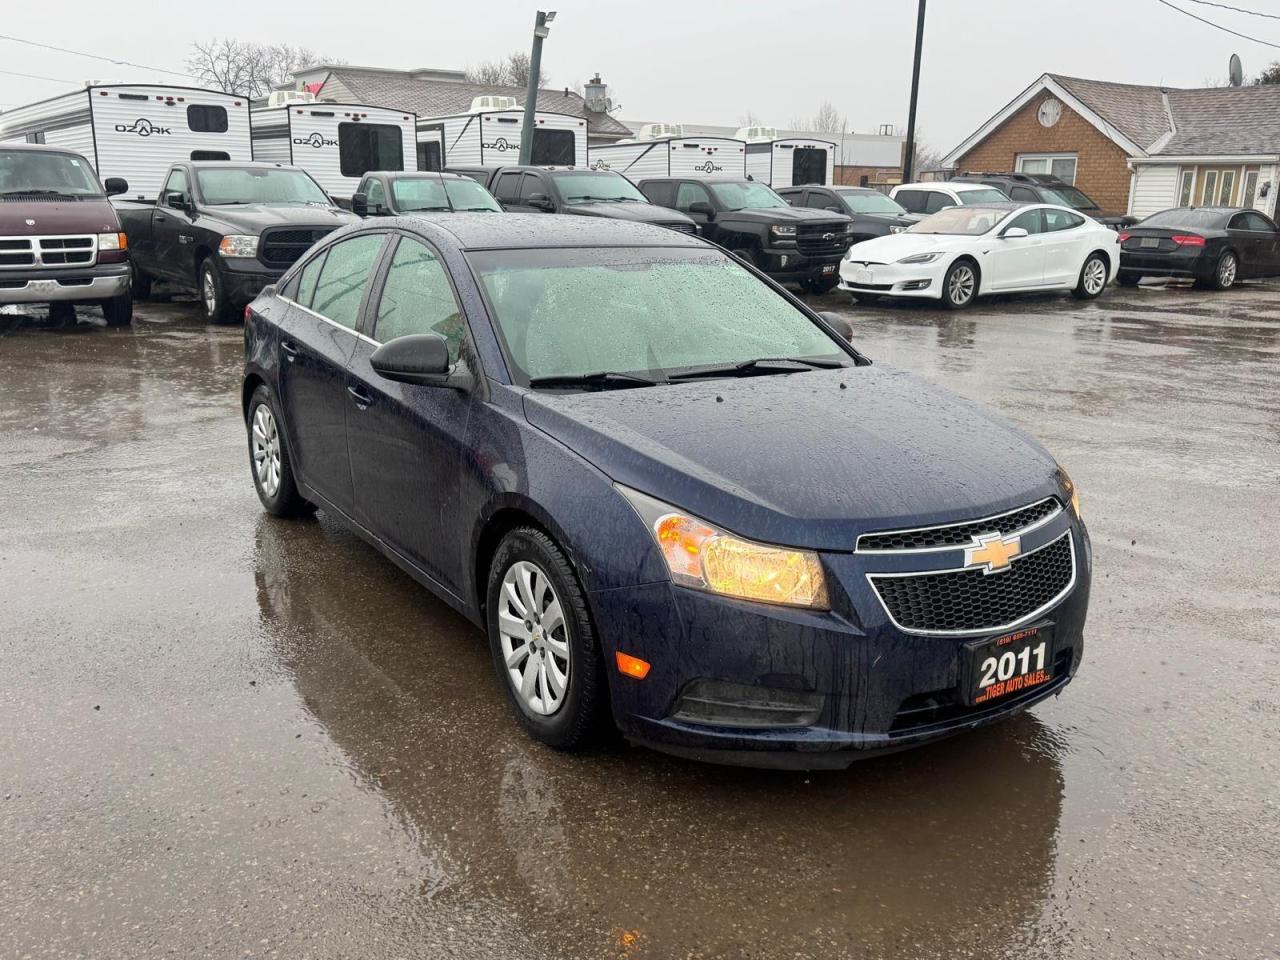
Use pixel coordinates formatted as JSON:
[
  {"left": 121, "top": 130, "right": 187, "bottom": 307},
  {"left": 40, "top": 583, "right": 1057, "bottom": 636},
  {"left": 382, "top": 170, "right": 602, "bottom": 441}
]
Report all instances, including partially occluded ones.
[
  {"left": 638, "top": 176, "right": 751, "bottom": 184},
  {"left": 0, "top": 142, "right": 87, "bottom": 155},
  {"left": 370, "top": 170, "right": 472, "bottom": 181},
  {"left": 356, "top": 212, "right": 706, "bottom": 251},
  {"left": 187, "top": 161, "right": 303, "bottom": 171},
  {"left": 897, "top": 181, "right": 998, "bottom": 192}
]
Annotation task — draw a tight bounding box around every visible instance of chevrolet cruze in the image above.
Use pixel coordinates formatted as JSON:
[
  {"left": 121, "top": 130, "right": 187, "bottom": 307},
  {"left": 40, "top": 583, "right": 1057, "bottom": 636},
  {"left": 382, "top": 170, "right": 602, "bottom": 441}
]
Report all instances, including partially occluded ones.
[{"left": 242, "top": 215, "right": 1090, "bottom": 769}]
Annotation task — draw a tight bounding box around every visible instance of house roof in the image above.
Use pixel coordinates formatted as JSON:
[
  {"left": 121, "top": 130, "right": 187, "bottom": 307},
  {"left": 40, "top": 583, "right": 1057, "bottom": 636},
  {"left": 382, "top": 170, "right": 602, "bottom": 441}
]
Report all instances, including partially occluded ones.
[
  {"left": 312, "top": 66, "right": 632, "bottom": 139},
  {"left": 944, "top": 72, "right": 1280, "bottom": 165}
]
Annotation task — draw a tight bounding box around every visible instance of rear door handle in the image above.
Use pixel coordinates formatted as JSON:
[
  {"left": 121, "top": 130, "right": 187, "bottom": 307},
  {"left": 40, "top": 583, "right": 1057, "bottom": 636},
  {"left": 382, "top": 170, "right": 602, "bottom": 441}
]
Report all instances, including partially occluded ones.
[
  {"left": 347, "top": 384, "right": 372, "bottom": 409},
  {"left": 280, "top": 340, "right": 299, "bottom": 360}
]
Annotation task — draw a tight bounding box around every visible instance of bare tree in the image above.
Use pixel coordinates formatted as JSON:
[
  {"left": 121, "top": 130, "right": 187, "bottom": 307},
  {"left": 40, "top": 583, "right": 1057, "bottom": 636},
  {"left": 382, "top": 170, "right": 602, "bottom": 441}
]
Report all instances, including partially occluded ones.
[
  {"left": 464, "top": 52, "right": 549, "bottom": 88},
  {"left": 1254, "top": 62, "right": 1280, "bottom": 84},
  {"left": 187, "top": 39, "right": 333, "bottom": 98},
  {"left": 738, "top": 110, "right": 763, "bottom": 128},
  {"left": 789, "top": 100, "right": 844, "bottom": 134},
  {"left": 908, "top": 134, "right": 946, "bottom": 178}
]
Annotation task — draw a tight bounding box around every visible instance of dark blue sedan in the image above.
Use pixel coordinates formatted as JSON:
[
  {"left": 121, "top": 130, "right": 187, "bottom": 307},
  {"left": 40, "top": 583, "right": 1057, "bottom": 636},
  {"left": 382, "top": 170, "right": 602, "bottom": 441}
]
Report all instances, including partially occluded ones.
[{"left": 241, "top": 214, "right": 1090, "bottom": 769}]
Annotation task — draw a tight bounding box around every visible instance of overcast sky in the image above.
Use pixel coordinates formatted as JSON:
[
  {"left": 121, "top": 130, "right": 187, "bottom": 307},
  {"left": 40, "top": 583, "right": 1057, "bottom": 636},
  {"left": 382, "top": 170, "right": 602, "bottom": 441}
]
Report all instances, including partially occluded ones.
[{"left": 1, "top": 0, "right": 1273, "bottom": 153}]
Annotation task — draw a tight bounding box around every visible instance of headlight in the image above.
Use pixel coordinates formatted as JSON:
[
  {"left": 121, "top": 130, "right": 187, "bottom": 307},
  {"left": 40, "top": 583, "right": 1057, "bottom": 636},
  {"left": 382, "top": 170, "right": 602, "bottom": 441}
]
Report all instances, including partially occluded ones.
[
  {"left": 618, "top": 486, "right": 829, "bottom": 609},
  {"left": 219, "top": 235, "right": 259, "bottom": 258},
  {"left": 897, "top": 251, "right": 941, "bottom": 264},
  {"left": 1056, "top": 466, "right": 1081, "bottom": 519},
  {"left": 97, "top": 232, "right": 127, "bottom": 250},
  {"left": 890, "top": 225, "right": 906, "bottom": 234},
  {"left": 770, "top": 224, "right": 797, "bottom": 238}
]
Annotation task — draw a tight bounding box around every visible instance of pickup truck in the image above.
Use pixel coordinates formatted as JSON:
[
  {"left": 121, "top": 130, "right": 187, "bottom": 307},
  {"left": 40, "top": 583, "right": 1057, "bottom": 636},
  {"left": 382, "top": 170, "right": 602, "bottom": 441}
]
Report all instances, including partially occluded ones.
[
  {"left": 637, "top": 176, "right": 855, "bottom": 293},
  {"left": 450, "top": 166, "right": 698, "bottom": 234},
  {"left": 352, "top": 171, "right": 502, "bottom": 216},
  {"left": 114, "top": 161, "right": 358, "bottom": 323},
  {"left": 1, "top": 143, "right": 132, "bottom": 325}
]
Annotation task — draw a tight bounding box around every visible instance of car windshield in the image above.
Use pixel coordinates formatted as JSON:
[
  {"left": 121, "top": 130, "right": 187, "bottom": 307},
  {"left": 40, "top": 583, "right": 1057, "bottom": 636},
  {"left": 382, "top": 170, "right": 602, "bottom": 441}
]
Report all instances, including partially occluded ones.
[
  {"left": 958, "top": 188, "right": 1009, "bottom": 205},
  {"left": 838, "top": 190, "right": 908, "bottom": 215},
  {"left": 391, "top": 176, "right": 501, "bottom": 212},
  {"left": 1142, "top": 208, "right": 1228, "bottom": 228},
  {"left": 469, "top": 246, "right": 848, "bottom": 384},
  {"left": 709, "top": 181, "right": 790, "bottom": 210},
  {"left": 912, "top": 206, "right": 1010, "bottom": 235},
  {"left": 1042, "top": 185, "right": 1099, "bottom": 210},
  {"left": 196, "top": 168, "right": 331, "bottom": 205},
  {"left": 0, "top": 149, "right": 103, "bottom": 197},
  {"left": 552, "top": 172, "right": 647, "bottom": 203}
]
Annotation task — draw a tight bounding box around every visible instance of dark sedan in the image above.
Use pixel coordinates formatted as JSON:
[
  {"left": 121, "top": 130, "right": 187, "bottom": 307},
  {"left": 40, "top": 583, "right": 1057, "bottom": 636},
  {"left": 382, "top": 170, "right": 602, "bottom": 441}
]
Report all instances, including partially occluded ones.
[
  {"left": 1118, "top": 206, "right": 1280, "bottom": 289},
  {"left": 778, "top": 185, "right": 920, "bottom": 243},
  {"left": 242, "top": 215, "right": 1090, "bottom": 769}
]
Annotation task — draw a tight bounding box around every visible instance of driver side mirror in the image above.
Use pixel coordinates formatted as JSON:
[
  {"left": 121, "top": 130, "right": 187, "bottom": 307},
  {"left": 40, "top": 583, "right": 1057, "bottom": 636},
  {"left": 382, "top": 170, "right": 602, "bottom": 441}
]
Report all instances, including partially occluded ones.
[
  {"left": 370, "top": 334, "right": 465, "bottom": 388},
  {"left": 166, "top": 192, "right": 190, "bottom": 212},
  {"left": 104, "top": 177, "right": 128, "bottom": 197},
  {"left": 351, "top": 192, "right": 369, "bottom": 217},
  {"left": 688, "top": 200, "right": 715, "bottom": 219},
  {"left": 1002, "top": 226, "right": 1029, "bottom": 239},
  {"left": 526, "top": 193, "right": 555, "bottom": 211},
  {"left": 818, "top": 311, "right": 854, "bottom": 343}
]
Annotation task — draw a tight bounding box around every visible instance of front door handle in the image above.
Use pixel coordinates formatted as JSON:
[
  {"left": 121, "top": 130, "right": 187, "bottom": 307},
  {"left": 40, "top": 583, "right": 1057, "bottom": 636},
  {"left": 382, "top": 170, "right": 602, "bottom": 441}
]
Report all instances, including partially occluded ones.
[
  {"left": 280, "top": 340, "right": 299, "bottom": 360},
  {"left": 347, "top": 384, "right": 372, "bottom": 409}
]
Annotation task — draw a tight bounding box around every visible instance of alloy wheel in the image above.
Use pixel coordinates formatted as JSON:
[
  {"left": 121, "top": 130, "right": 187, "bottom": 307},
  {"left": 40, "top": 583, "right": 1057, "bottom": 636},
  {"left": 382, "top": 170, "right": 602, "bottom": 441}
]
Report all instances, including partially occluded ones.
[
  {"left": 203, "top": 269, "right": 217, "bottom": 316},
  {"left": 948, "top": 264, "right": 976, "bottom": 305},
  {"left": 498, "top": 560, "right": 570, "bottom": 716},
  {"left": 1083, "top": 257, "right": 1107, "bottom": 295},
  {"left": 1219, "top": 254, "right": 1237, "bottom": 288},
  {"left": 251, "top": 403, "right": 282, "bottom": 498}
]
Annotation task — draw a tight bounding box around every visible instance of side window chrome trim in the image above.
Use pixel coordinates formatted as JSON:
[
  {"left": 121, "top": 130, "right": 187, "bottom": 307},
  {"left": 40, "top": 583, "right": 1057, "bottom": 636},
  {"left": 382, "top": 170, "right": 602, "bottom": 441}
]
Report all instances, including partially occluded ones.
[{"left": 277, "top": 295, "right": 379, "bottom": 346}]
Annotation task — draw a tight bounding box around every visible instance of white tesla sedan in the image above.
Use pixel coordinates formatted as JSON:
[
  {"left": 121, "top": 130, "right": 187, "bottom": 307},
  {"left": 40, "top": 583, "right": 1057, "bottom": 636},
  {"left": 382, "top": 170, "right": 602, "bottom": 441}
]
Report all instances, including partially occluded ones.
[{"left": 838, "top": 202, "right": 1120, "bottom": 309}]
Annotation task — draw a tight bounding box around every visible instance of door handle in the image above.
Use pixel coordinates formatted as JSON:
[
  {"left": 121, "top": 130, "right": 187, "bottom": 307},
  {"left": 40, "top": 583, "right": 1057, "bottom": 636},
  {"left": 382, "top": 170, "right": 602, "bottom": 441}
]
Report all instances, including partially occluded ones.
[
  {"left": 280, "top": 340, "right": 299, "bottom": 360},
  {"left": 347, "top": 384, "right": 372, "bottom": 409}
]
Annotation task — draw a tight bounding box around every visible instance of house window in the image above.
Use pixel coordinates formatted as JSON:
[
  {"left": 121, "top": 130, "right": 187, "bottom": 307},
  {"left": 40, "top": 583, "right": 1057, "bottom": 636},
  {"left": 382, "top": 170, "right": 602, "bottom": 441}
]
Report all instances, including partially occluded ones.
[
  {"left": 1200, "top": 170, "right": 1219, "bottom": 205},
  {"left": 338, "top": 123, "right": 404, "bottom": 178},
  {"left": 1242, "top": 170, "right": 1260, "bottom": 209},
  {"left": 1218, "top": 169, "right": 1236, "bottom": 205},
  {"left": 1177, "top": 169, "right": 1195, "bottom": 206},
  {"left": 187, "top": 105, "right": 228, "bottom": 134},
  {"left": 1016, "top": 154, "right": 1077, "bottom": 184}
]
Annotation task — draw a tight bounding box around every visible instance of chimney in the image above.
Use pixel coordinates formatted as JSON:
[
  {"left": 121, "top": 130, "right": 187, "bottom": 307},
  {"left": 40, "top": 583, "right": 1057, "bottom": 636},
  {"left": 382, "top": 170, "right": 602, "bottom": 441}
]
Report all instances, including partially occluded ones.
[{"left": 584, "top": 73, "right": 612, "bottom": 114}]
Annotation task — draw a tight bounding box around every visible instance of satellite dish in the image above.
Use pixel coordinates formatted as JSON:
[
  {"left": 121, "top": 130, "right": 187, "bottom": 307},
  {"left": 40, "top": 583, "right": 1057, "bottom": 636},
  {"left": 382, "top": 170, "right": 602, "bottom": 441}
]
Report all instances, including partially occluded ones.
[{"left": 1229, "top": 53, "right": 1243, "bottom": 87}]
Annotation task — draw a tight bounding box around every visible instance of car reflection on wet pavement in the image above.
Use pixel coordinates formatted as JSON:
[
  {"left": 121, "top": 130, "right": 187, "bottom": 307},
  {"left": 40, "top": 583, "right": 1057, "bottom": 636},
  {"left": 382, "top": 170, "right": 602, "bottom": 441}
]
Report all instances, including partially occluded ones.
[{"left": 1, "top": 282, "right": 1277, "bottom": 959}]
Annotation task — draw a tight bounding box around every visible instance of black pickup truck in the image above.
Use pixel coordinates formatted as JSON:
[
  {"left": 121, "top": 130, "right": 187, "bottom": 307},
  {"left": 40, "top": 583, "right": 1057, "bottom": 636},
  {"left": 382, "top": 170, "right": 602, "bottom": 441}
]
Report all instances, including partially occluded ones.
[
  {"left": 114, "top": 161, "right": 358, "bottom": 323},
  {"left": 352, "top": 171, "right": 502, "bottom": 216},
  {"left": 637, "top": 177, "right": 854, "bottom": 292}
]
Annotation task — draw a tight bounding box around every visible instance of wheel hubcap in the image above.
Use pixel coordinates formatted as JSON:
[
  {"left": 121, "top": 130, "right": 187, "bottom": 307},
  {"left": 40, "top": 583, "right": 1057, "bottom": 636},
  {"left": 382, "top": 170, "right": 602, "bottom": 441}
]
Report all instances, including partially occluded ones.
[
  {"left": 251, "top": 404, "right": 282, "bottom": 497},
  {"left": 498, "top": 560, "right": 570, "bottom": 716},
  {"left": 1221, "top": 256, "right": 1236, "bottom": 286},
  {"left": 949, "top": 266, "right": 975, "bottom": 304},
  {"left": 203, "top": 271, "right": 217, "bottom": 314},
  {"left": 1084, "top": 258, "right": 1106, "bottom": 294}
]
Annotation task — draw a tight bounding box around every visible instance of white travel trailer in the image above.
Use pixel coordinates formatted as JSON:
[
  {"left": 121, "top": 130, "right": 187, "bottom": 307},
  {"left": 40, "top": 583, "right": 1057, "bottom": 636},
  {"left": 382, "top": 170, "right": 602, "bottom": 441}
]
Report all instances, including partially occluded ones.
[
  {"left": 739, "top": 128, "right": 836, "bottom": 187},
  {"left": 0, "top": 85, "right": 251, "bottom": 200},
  {"left": 250, "top": 102, "right": 417, "bottom": 201},
  {"left": 416, "top": 97, "right": 587, "bottom": 171},
  {"left": 587, "top": 124, "right": 746, "bottom": 180}
]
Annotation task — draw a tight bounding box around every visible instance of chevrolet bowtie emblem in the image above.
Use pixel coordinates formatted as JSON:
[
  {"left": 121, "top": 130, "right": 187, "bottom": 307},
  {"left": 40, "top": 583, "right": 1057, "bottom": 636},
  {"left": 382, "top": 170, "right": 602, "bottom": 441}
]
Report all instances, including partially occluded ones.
[{"left": 965, "top": 533, "right": 1021, "bottom": 574}]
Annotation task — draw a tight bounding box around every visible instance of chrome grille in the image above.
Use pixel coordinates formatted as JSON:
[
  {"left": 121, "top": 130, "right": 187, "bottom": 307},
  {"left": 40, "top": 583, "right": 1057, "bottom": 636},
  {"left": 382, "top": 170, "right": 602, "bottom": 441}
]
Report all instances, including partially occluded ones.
[
  {"left": 858, "top": 497, "right": 1062, "bottom": 552},
  {"left": 0, "top": 235, "right": 96, "bottom": 270},
  {"left": 868, "top": 532, "right": 1075, "bottom": 636},
  {"left": 796, "top": 223, "right": 851, "bottom": 257}
]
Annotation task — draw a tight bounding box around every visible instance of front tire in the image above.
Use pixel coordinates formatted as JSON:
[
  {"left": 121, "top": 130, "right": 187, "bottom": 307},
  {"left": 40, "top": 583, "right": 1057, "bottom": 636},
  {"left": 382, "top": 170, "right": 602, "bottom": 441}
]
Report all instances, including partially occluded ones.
[
  {"left": 199, "top": 258, "right": 237, "bottom": 324},
  {"left": 246, "top": 384, "right": 313, "bottom": 518},
  {"left": 101, "top": 293, "right": 133, "bottom": 326},
  {"left": 731, "top": 247, "right": 759, "bottom": 269},
  {"left": 486, "top": 527, "right": 607, "bottom": 751},
  {"left": 1072, "top": 253, "right": 1109, "bottom": 299},
  {"left": 941, "top": 259, "right": 978, "bottom": 310},
  {"left": 131, "top": 263, "right": 152, "bottom": 300},
  {"left": 801, "top": 276, "right": 838, "bottom": 295}
]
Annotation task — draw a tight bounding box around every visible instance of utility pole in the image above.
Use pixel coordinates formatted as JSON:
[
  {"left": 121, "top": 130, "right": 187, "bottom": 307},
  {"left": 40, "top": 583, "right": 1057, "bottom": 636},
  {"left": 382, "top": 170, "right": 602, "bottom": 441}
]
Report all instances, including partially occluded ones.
[
  {"left": 901, "top": 0, "right": 926, "bottom": 183},
  {"left": 518, "top": 10, "right": 556, "bottom": 165}
]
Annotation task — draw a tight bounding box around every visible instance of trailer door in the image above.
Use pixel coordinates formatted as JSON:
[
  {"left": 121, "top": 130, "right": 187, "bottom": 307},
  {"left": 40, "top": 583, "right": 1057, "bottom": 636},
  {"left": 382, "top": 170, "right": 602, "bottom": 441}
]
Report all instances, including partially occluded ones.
[{"left": 792, "top": 147, "right": 827, "bottom": 186}]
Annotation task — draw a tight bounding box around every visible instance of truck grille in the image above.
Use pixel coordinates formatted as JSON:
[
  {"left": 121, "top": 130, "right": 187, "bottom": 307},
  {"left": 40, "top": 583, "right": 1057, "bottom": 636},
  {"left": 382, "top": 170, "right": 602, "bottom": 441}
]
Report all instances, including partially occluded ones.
[
  {"left": 796, "top": 223, "right": 851, "bottom": 258},
  {"left": 868, "top": 531, "right": 1075, "bottom": 635},
  {"left": 259, "top": 227, "right": 337, "bottom": 268},
  {"left": 858, "top": 497, "right": 1062, "bottom": 552},
  {"left": 0, "top": 235, "right": 96, "bottom": 269},
  {"left": 662, "top": 222, "right": 697, "bottom": 235}
]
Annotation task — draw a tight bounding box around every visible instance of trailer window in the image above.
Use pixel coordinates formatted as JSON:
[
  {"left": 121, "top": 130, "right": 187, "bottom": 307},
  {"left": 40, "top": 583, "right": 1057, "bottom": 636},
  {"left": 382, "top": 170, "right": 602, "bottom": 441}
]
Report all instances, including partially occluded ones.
[
  {"left": 188, "top": 105, "right": 229, "bottom": 134},
  {"left": 530, "top": 129, "right": 575, "bottom": 166},
  {"left": 191, "top": 151, "right": 230, "bottom": 161},
  {"left": 339, "top": 123, "right": 404, "bottom": 178}
]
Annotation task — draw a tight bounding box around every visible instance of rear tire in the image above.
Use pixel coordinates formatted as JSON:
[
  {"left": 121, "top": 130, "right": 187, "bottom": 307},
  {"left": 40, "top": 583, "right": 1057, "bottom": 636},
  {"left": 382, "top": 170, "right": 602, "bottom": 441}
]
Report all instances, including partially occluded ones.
[
  {"left": 941, "top": 258, "right": 978, "bottom": 310},
  {"left": 1210, "top": 250, "right": 1238, "bottom": 290},
  {"left": 1072, "top": 253, "right": 1109, "bottom": 300},
  {"left": 199, "top": 258, "right": 237, "bottom": 324},
  {"left": 486, "top": 527, "right": 607, "bottom": 751},
  {"left": 101, "top": 293, "right": 133, "bottom": 326},
  {"left": 246, "top": 384, "right": 313, "bottom": 518}
]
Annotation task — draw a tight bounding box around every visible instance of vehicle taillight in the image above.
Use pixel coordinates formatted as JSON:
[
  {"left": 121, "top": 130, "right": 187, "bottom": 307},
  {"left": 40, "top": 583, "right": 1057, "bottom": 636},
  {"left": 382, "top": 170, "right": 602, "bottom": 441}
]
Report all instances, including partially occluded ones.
[
  {"left": 244, "top": 305, "right": 255, "bottom": 324},
  {"left": 1172, "top": 235, "right": 1205, "bottom": 247},
  {"left": 1117, "top": 231, "right": 1130, "bottom": 243}
]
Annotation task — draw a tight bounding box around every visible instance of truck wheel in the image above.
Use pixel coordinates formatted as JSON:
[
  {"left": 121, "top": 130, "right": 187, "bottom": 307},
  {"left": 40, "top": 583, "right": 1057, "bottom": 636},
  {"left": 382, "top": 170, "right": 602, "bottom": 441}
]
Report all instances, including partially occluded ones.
[
  {"left": 199, "top": 259, "right": 236, "bottom": 325},
  {"left": 731, "top": 247, "right": 759, "bottom": 268},
  {"left": 801, "top": 277, "right": 839, "bottom": 295},
  {"left": 101, "top": 293, "right": 133, "bottom": 327},
  {"left": 131, "top": 264, "right": 152, "bottom": 300}
]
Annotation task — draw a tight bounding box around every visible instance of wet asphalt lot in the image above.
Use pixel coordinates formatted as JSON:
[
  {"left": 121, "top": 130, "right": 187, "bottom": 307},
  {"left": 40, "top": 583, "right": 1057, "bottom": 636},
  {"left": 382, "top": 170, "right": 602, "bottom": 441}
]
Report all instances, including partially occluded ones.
[{"left": 1, "top": 280, "right": 1277, "bottom": 960}]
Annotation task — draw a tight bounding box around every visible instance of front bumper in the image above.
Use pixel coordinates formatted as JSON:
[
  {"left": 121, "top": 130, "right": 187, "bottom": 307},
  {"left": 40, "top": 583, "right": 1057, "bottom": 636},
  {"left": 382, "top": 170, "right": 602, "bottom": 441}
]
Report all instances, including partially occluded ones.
[
  {"left": 839, "top": 257, "right": 946, "bottom": 299},
  {"left": 756, "top": 245, "right": 846, "bottom": 281},
  {"left": 594, "top": 512, "right": 1090, "bottom": 769},
  {"left": 0, "top": 264, "right": 129, "bottom": 304},
  {"left": 220, "top": 257, "right": 286, "bottom": 306}
]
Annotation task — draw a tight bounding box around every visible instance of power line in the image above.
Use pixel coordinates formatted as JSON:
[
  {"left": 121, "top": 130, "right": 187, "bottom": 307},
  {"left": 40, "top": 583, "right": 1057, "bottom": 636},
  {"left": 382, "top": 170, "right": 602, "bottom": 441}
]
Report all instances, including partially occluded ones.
[
  {"left": 0, "top": 66, "right": 79, "bottom": 84},
  {"left": 1180, "top": 0, "right": 1280, "bottom": 20},
  {"left": 1153, "top": 0, "right": 1280, "bottom": 48},
  {"left": 0, "top": 33, "right": 193, "bottom": 78}
]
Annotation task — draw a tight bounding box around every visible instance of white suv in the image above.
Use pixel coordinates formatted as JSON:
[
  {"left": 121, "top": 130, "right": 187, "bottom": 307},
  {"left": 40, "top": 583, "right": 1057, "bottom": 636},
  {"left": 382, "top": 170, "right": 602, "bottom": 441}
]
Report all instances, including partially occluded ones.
[{"left": 890, "top": 181, "right": 1010, "bottom": 216}]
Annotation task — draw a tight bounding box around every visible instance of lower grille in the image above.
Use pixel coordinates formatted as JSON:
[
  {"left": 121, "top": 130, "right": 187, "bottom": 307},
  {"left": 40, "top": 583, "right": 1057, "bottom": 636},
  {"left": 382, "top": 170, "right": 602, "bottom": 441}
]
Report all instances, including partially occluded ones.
[
  {"left": 869, "top": 532, "right": 1075, "bottom": 635},
  {"left": 259, "top": 227, "right": 336, "bottom": 268}
]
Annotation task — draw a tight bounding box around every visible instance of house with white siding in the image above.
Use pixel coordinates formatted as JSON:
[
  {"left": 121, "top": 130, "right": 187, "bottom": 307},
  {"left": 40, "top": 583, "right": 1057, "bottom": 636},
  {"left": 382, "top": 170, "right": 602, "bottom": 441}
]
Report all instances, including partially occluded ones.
[{"left": 944, "top": 74, "right": 1280, "bottom": 221}]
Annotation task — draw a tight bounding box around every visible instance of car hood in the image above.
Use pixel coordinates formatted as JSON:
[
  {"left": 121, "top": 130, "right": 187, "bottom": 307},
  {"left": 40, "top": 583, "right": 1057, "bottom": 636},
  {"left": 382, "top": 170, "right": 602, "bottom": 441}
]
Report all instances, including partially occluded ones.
[
  {"left": 0, "top": 197, "right": 120, "bottom": 234},
  {"left": 857, "top": 212, "right": 918, "bottom": 229},
  {"left": 198, "top": 203, "right": 359, "bottom": 230},
  {"left": 844, "top": 232, "right": 965, "bottom": 263},
  {"left": 566, "top": 202, "right": 695, "bottom": 225},
  {"left": 522, "top": 366, "right": 1060, "bottom": 551},
  {"left": 722, "top": 206, "right": 850, "bottom": 226}
]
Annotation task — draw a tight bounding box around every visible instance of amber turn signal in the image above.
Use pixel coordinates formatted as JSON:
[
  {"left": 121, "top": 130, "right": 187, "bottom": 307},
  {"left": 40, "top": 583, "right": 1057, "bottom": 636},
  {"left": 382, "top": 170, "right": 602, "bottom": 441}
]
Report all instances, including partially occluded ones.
[{"left": 615, "top": 651, "right": 651, "bottom": 679}]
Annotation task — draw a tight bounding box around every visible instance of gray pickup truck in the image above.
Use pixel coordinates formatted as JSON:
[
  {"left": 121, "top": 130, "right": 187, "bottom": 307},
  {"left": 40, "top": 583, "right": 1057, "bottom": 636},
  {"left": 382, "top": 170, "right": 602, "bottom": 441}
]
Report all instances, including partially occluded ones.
[{"left": 114, "top": 160, "right": 358, "bottom": 323}]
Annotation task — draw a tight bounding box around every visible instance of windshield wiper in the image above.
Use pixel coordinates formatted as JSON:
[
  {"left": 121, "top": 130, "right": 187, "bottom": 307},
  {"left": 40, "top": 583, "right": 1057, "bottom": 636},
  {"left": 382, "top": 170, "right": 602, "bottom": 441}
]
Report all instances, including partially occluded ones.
[
  {"left": 455, "top": 206, "right": 500, "bottom": 212},
  {"left": 528, "top": 371, "right": 663, "bottom": 389},
  {"left": 406, "top": 206, "right": 453, "bottom": 212},
  {"left": 1, "top": 189, "right": 83, "bottom": 199},
  {"left": 669, "top": 357, "right": 845, "bottom": 380}
]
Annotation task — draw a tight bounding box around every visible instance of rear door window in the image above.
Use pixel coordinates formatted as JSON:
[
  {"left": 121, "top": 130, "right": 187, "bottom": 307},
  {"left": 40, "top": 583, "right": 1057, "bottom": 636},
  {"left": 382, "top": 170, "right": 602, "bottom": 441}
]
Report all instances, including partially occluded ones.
[
  {"left": 1011, "top": 186, "right": 1039, "bottom": 203},
  {"left": 895, "top": 189, "right": 924, "bottom": 213},
  {"left": 311, "top": 234, "right": 387, "bottom": 330},
  {"left": 1043, "top": 209, "right": 1085, "bottom": 231},
  {"left": 295, "top": 252, "right": 326, "bottom": 309},
  {"left": 923, "top": 191, "right": 952, "bottom": 214},
  {"left": 493, "top": 172, "right": 522, "bottom": 203},
  {"left": 338, "top": 123, "right": 404, "bottom": 178}
]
